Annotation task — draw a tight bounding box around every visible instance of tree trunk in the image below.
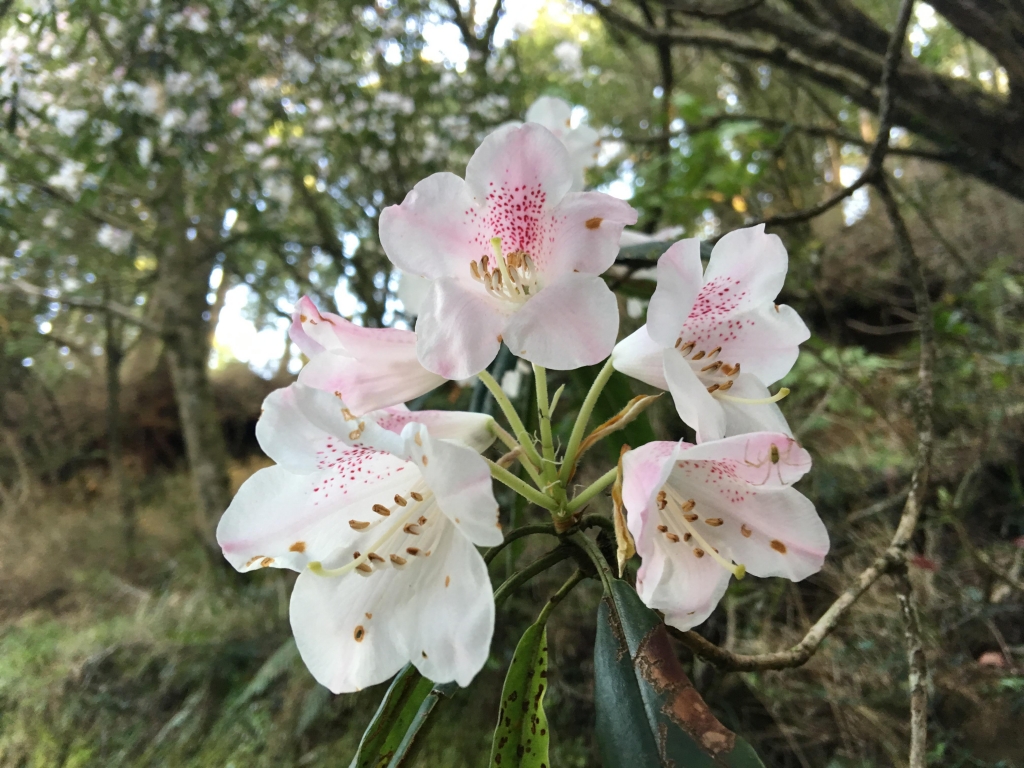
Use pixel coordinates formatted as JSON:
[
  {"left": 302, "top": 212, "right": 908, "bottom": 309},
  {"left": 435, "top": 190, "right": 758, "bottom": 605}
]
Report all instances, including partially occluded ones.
[
  {"left": 151, "top": 180, "right": 232, "bottom": 552},
  {"left": 104, "top": 286, "right": 136, "bottom": 559}
]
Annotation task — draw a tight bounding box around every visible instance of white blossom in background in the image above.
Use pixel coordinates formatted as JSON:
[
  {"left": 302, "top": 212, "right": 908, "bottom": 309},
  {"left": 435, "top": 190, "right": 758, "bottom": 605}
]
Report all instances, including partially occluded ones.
[
  {"left": 97, "top": 224, "right": 132, "bottom": 255},
  {"left": 50, "top": 107, "right": 88, "bottom": 136},
  {"left": 524, "top": 96, "right": 600, "bottom": 192},
  {"left": 47, "top": 160, "right": 86, "bottom": 197}
]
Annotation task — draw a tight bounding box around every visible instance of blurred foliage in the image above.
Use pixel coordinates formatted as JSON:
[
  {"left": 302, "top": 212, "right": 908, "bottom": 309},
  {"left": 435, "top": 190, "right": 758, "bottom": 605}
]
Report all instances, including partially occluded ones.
[{"left": 1, "top": 0, "right": 1024, "bottom": 766}]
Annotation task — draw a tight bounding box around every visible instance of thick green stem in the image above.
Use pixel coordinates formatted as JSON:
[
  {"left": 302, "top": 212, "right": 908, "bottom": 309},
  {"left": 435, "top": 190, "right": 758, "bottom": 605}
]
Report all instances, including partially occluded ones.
[
  {"left": 491, "top": 422, "right": 543, "bottom": 487},
  {"left": 566, "top": 467, "right": 618, "bottom": 515},
  {"left": 493, "top": 548, "right": 572, "bottom": 607},
  {"left": 533, "top": 364, "right": 558, "bottom": 486},
  {"left": 488, "top": 459, "right": 558, "bottom": 512},
  {"left": 484, "top": 523, "right": 557, "bottom": 565},
  {"left": 567, "top": 530, "right": 615, "bottom": 596},
  {"left": 536, "top": 569, "right": 587, "bottom": 625},
  {"left": 559, "top": 358, "right": 615, "bottom": 484},
  {"left": 479, "top": 370, "right": 544, "bottom": 472}
]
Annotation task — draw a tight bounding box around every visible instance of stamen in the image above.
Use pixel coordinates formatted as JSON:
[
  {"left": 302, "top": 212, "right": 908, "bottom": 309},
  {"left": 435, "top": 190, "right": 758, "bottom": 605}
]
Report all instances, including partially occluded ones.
[
  {"left": 706, "top": 384, "right": 720, "bottom": 394},
  {"left": 372, "top": 504, "right": 391, "bottom": 516},
  {"left": 490, "top": 237, "right": 517, "bottom": 296},
  {"left": 349, "top": 520, "right": 370, "bottom": 530},
  {"left": 674, "top": 338, "right": 682, "bottom": 349},
  {"left": 665, "top": 532, "right": 680, "bottom": 543},
  {"left": 355, "top": 563, "right": 373, "bottom": 574},
  {"left": 663, "top": 490, "right": 746, "bottom": 579},
  {"left": 394, "top": 494, "right": 407, "bottom": 507},
  {"left": 679, "top": 341, "right": 695, "bottom": 356},
  {"left": 707, "top": 346, "right": 722, "bottom": 360},
  {"left": 390, "top": 554, "right": 407, "bottom": 566},
  {"left": 470, "top": 260, "right": 481, "bottom": 280},
  {"left": 716, "top": 387, "right": 790, "bottom": 405},
  {"left": 367, "top": 552, "right": 385, "bottom": 563},
  {"left": 700, "top": 361, "right": 722, "bottom": 373},
  {"left": 692, "top": 350, "right": 706, "bottom": 361},
  {"left": 403, "top": 523, "right": 422, "bottom": 535},
  {"left": 718, "top": 380, "right": 734, "bottom": 392},
  {"left": 406, "top": 546, "right": 421, "bottom": 556},
  {"left": 410, "top": 491, "right": 423, "bottom": 501}
]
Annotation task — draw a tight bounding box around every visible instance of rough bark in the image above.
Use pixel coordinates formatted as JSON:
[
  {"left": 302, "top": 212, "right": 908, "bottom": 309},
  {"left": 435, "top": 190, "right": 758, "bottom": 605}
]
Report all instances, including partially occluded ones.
[{"left": 104, "top": 286, "right": 136, "bottom": 559}]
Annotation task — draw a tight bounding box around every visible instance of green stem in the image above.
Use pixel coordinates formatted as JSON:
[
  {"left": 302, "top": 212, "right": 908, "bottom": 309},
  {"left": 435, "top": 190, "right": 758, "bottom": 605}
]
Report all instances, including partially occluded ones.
[
  {"left": 533, "top": 364, "right": 558, "bottom": 486},
  {"left": 479, "top": 370, "right": 544, "bottom": 472},
  {"left": 487, "top": 459, "right": 558, "bottom": 512},
  {"left": 579, "top": 513, "right": 615, "bottom": 534},
  {"left": 566, "top": 467, "right": 618, "bottom": 515},
  {"left": 491, "top": 422, "right": 543, "bottom": 487},
  {"left": 493, "top": 548, "right": 572, "bottom": 607},
  {"left": 567, "top": 530, "right": 615, "bottom": 595},
  {"left": 559, "top": 358, "right": 615, "bottom": 484},
  {"left": 484, "top": 523, "right": 557, "bottom": 565},
  {"left": 536, "top": 569, "right": 587, "bottom": 625}
]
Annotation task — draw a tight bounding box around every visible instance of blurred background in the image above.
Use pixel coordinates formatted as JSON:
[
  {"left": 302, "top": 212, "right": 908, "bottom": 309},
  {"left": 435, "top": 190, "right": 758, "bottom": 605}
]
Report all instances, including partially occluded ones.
[{"left": 1, "top": 0, "right": 1022, "bottom": 765}]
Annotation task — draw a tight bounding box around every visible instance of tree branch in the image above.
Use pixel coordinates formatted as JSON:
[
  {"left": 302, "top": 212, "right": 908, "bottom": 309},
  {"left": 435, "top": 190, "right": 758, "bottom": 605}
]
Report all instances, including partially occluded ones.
[
  {"left": 894, "top": 566, "right": 928, "bottom": 768},
  {"left": 0, "top": 279, "right": 163, "bottom": 335}
]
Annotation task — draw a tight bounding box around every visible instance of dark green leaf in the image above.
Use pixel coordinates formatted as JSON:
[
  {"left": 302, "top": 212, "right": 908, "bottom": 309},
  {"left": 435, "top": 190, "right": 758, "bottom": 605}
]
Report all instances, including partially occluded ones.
[
  {"left": 386, "top": 681, "right": 458, "bottom": 768},
  {"left": 348, "top": 664, "right": 433, "bottom": 768},
  {"left": 594, "top": 580, "right": 766, "bottom": 768},
  {"left": 489, "top": 623, "right": 551, "bottom": 768}
]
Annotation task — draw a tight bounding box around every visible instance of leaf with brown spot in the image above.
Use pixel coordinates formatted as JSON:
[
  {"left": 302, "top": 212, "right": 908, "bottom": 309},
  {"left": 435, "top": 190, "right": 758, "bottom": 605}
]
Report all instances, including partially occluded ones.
[
  {"left": 594, "top": 580, "right": 766, "bottom": 767},
  {"left": 489, "top": 622, "right": 551, "bottom": 768}
]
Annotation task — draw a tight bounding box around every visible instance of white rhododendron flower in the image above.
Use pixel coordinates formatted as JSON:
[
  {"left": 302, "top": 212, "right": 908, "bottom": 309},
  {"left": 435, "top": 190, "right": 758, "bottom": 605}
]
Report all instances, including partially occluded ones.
[
  {"left": 613, "top": 225, "right": 810, "bottom": 442},
  {"left": 291, "top": 296, "right": 445, "bottom": 416},
  {"left": 217, "top": 383, "right": 502, "bottom": 693},
  {"left": 622, "top": 433, "right": 829, "bottom": 630},
  {"left": 524, "top": 96, "right": 600, "bottom": 192},
  {"left": 380, "top": 123, "right": 637, "bottom": 378}
]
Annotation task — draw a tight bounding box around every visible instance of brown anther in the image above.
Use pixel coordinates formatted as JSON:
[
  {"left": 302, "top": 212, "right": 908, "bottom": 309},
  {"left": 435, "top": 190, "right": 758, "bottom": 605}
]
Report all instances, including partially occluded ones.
[
  {"left": 470, "top": 260, "right": 481, "bottom": 279},
  {"left": 683, "top": 533, "right": 692, "bottom": 542},
  {"left": 403, "top": 523, "right": 422, "bottom": 535},
  {"left": 414, "top": 432, "right": 422, "bottom": 446},
  {"left": 692, "top": 350, "right": 706, "bottom": 361},
  {"left": 681, "top": 499, "right": 696, "bottom": 512},
  {"left": 732, "top": 363, "right": 741, "bottom": 376},
  {"left": 410, "top": 491, "right": 424, "bottom": 501},
  {"left": 770, "top": 539, "right": 788, "bottom": 554},
  {"left": 684, "top": 513, "right": 698, "bottom": 522},
  {"left": 349, "top": 429, "right": 362, "bottom": 440},
  {"left": 706, "top": 384, "right": 721, "bottom": 394},
  {"left": 289, "top": 541, "right": 306, "bottom": 553},
  {"left": 372, "top": 504, "right": 391, "bottom": 516},
  {"left": 585, "top": 216, "right": 603, "bottom": 230},
  {"left": 394, "top": 494, "right": 407, "bottom": 506},
  {"left": 479, "top": 256, "right": 488, "bottom": 274},
  {"left": 657, "top": 524, "right": 668, "bottom": 533},
  {"left": 422, "top": 455, "right": 429, "bottom": 466},
  {"left": 705, "top": 518, "right": 724, "bottom": 527},
  {"left": 353, "top": 551, "right": 361, "bottom": 559},
  {"left": 708, "top": 346, "right": 722, "bottom": 359},
  {"left": 665, "top": 532, "right": 680, "bottom": 543},
  {"left": 445, "top": 575, "right": 451, "bottom": 587},
  {"left": 674, "top": 338, "right": 683, "bottom": 349},
  {"left": 693, "top": 548, "right": 705, "bottom": 558},
  {"left": 406, "top": 547, "right": 421, "bottom": 556},
  {"left": 701, "top": 361, "right": 723, "bottom": 373},
  {"left": 418, "top": 516, "right": 428, "bottom": 526},
  {"left": 390, "top": 554, "right": 407, "bottom": 566},
  {"left": 367, "top": 552, "right": 385, "bottom": 563},
  {"left": 680, "top": 341, "right": 695, "bottom": 355},
  {"left": 349, "top": 520, "right": 370, "bottom": 530},
  {"left": 342, "top": 407, "right": 355, "bottom": 420},
  {"left": 354, "top": 625, "right": 365, "bottom": 641},
  {"left": 355, "top": 563, "right": 373, "bottom": 574},
  {"left": 365, "top": 612, "right": 372, "bottom": 619},
  {"left": 718, "top": 380, "right": 734, "bottom": 392},
  {"left": 741, "top": 524, "right": 753, "bottom": 538},
  {"left": 260, "top": 557, "right": 274, "bottom": 568}
]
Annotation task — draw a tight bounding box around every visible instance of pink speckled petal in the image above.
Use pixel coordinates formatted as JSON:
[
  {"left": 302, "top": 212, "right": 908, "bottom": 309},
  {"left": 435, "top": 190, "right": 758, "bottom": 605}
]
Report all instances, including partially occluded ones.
[
  {"left": 646, "top": 239, "right": 704, "bottom": 348},
  {"left": 374, "top": 409, "right": 496, "bottom": 454},
  {"left": 539, "top": 191, "right": 638, "bottom": 279},
  {"left": 679, "top": 432, "right": 811, "bottom": 485},
  {"left": 415, "top": 278, "right": 507, "bottom": 379},
  {"left": 718, "top": 374, "right": 795, "bottom": 439},
  {"left": 465, "top": 123, "right": 572, "bottom": 209},
  {"left": 289, "top": 296, "right": 348, "bottom": 357},
  {"left": 662, "top": 350, "right": 726, "bottom": 442},
  {"left": 706, "top": 303, "right": 810, "bottom": 386}
]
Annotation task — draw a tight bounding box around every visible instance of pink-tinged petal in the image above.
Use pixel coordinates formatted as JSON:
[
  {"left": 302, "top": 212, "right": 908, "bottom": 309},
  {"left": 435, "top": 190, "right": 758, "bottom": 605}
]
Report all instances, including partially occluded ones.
[
  {"left": 288, "top": 383, "right": 407, "bottom": 458},
  {"left": 562, "top": 125, "right": 601, "bottom": 191},
  {"left": 709, "top": 303, "right": 809, "bottom": 385},
  {"left": 540, "top": 192, "right": 638, "bottom": 279},
  {"left": 379, "top": 172, "right": 480, "bottom": 279},
  {"left": 465, "top": 123, "right": 572, "bottom": 209},
  {"left": 679, "top": 432, "right": 811, "bottom": 486},
  {"left": 374, "top": 409, "right": 496, "bottom": 454},
  {"left": 718, "top": 374, "right": 794, "bottom": 439},
  {"left": 663, "top": 350, "right": 726, "bottom": 442},
  {"left": 415, "top": 278, "right": 507, "bottom": 379},
  {"left": 255, "top": 386, "right": 333, "bottom": 473},
  {"left": 613, "top": 326, "right": 669, "bottom": 390},
  {"left": 395, "top": 527, "right": 495, "bottom": 686},
  {"left": 525, "top": 96, "right": 572, "bottom": 134},
  {"left": 702, "top": 224, "right": 788, "bottom": 307},
  {"left": 403, "top": 423, "right": 502, "bottom": 547},
  {"left": 665, "top": 456, "right": 828, "bottom": 582},
  {"left": 289, "top": 296, "right": 348, "bottom": 357},
  {"left": 646, "top": 239, "right": 704, "bottom": 348},
  {"left": 216, "top": 460, "right": 410, "bottom": 573},
  {"left": 636, "top": 532, "right": 733, "bottom": 631},
  {"left": 398, "top": 271, "right": 432, "bottom": 316},
  {"left": 501, "top": 273, "right": 618, "bottom": 370},
  {"left": 622, "top": 441, "right": 680, "bottom": 547},
  {"left": 298, "top": 348, "right": 446, "bottom": 417}
]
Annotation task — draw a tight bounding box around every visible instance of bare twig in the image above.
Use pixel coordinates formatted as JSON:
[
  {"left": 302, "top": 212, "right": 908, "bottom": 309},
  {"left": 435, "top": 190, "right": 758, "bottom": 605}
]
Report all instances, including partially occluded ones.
[{"left": 894, "top": 567, "right": 928, "bottom": 768}]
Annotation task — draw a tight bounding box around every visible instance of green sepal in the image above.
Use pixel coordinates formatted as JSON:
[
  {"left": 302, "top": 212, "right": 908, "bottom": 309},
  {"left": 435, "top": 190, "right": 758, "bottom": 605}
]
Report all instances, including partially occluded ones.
[
  {"left": 488, "top": 622, "right": 551, "bottom": 767},
  {"left": 594, "top": 580, "right": 766, "bottom": 768}
]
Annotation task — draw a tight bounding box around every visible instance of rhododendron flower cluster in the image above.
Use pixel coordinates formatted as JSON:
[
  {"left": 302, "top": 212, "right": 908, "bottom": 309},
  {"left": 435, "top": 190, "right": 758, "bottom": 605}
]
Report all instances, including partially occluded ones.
[{"left": 219, "top": 98, "right": 827, "bottom": 702}]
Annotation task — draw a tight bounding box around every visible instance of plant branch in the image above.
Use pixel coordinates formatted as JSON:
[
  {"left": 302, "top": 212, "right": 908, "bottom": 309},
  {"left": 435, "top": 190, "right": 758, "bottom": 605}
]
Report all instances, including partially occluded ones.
[
  {"left": 559, "top": 358, "right": 615, "bottom": 484},
  {"left": 536, "top": 569, "right": 587, "bottom": 625},
  {"left": 487, "top": 459, "right": 558, "bottom": 512},
  {"left": 566, "top": 467, "right": 618, "bottom": 515},
  {"left": 1, "top": 279, "right": 163, "bottom": 335},
  {"left": 484, "top": 523, "right": 557, "bottom": 565},
  {"left": 493, "top": 548, "right": 572, "bottom": 607},
  {"left": 894, "top": 566, "right": 928, "bottom": 768},
  {"left": 478, "top": 370, "right": 545, "bottom": 472}
]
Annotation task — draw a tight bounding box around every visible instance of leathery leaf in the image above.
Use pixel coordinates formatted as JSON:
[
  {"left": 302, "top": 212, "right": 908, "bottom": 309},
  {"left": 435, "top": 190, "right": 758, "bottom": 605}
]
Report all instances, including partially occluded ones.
[
  {"left": 348, "top": 664, "right": 433, "bottom": 768},
  {"left": 489, "top": 622, "right": 551, "bottom": 767},
  {"left": 594, "top": 580, "right": 766, "bottom": 768}
]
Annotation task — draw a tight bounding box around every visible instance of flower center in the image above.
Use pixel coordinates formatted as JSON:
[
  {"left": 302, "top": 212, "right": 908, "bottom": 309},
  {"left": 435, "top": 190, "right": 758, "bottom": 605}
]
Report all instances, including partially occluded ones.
[
  {"left": 655, "top": 487, "right": 746, "bottom": 579},
  {"left": 673, "top": 337, "right": 789, "bottom": 405},
  {"left": 468, "top": 236, "right": 540, "bottom": 305},
  {"left": 307, "top": 483, "right": 439, "bottom": 578}
]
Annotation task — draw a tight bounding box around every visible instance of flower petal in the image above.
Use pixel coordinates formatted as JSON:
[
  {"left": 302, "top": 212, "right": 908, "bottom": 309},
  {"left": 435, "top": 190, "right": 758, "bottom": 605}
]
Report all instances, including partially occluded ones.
[
  {"left": 289, "top": 295, "right": 343, "bottom": 357},
  {"left": 374, "top": 409, "right": 496, "bottom": 454},
  {"left": 403, "top": 423, "right": 502, "bottom": 547},
  {"left": 298, "top": 348, "right": 447, "bottom": 416},
  {"left": 662, "top": 350, "right": 726, "bottom": 442},
  {"left": 540, "top": 192, "right": 638, "bottom": 278},
  {"left": 465, "top": 123, "right": 572, "bottom": 209},
  {"left": 646, "top": 239, "right": 704, "bottom": 348},
  {"left": 612, "top": 326, "right": 669, "bottom": 390},
  {"left": 415, "top": 278, "right": 507, "bottom": 379},
  {"left": 524, "top": 96, "right": 572, "bottom": 133},
  {"left": 707, "top": 303, "right": 809, "bottom": 385},
  {"left": 718, "top": 373, "right": 794, "bottom": 438},
  {"left": 678, "top": 432, "right": 811, "bottom": 486},
  {"left": 379, "top": 172, "right": 480, "bottom": 279},
  {"left": 501, "top": 272, "right": 618, "bottom": 370},
  {"left": 255, "top": 386, "right": 334, "bottom": 473},
  {"left": 701, "top": 224, "right": 788, "bottom": 308},
  {"left": 622, "top": 441, "right": 680, "bottom": 548}
]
